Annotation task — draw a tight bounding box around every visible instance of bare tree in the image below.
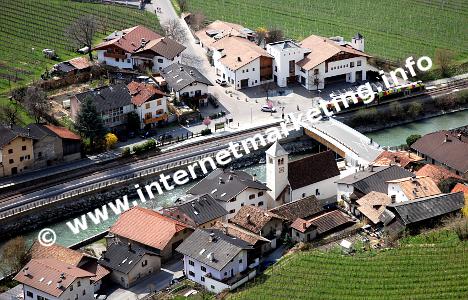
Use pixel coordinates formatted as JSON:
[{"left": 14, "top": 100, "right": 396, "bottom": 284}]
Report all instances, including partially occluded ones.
[
  {"left": 23, "top": 86, "right": 51, "bottom": 123},
  {"left": 189, "top": 11, "right": 206, "bottom": 31},
  {"left": 162, "top": 19, "right": 187, "bottom": 44},
  {"left": 0, "top": 236, "right": 30, "bottom": 274},
  {"left": 65, "top": 15, "right": 98, "bottom": 61},
  {"left": 266, "top": 27, "right": 284, "bottom": 44},
  {"left": 435, "top": 48, "right": 454, "bottom": 77},
  {"left": 0, "top": 101, "right": 19, "bottom": 125},
  {"left": 255, "top": 27, "right": 268, "bottom": 46}
]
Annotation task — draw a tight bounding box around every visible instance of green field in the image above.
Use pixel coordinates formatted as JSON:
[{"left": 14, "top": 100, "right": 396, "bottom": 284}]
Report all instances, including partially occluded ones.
[
  {"left": 187, "top": 0, "right": 468, "bottom": 63},
  {"left": 230, "top": 230, "right": 468, "bottom": 299},
  {"left": 0, "top": 0, "right": 161, "bottom": 124}
]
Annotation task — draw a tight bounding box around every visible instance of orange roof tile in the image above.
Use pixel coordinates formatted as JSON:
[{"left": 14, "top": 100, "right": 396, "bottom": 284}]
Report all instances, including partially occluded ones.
[
  {"left": 29, "top": 242, "right": 87, "bottom": 267},
  {"left": 415, "top": 164, "right": 462, "bottom": 184},
  {"left": 110, "top": 207, "right": 190, "bottom": 250},
  {"left": 14, "top": 259, "right": 94, "bottom": 297},
  {"left": 44, "top": 125, "right": 81, "bottom": 140},
  {"left": 297, "top": 35, "right": 371, "bottom": 70},
  {"left": 127, "top": 81, "right": 166, "bottom": 106},
  {"left": 356, "top": 191, "right": 392, "bottom": 224},
  {"left": 373, "top": 151, "right": 423, "bottom": 168},
  {"left": 195, "top": 20, "right": 247, "bottom": 48},
  {"left": 387, "top": 176, "right": 441, "bottom": 200},
  {"left": 68, "top": 57, "right": 91, "bottom": 70},
  {"left": 452, "top": 183, "right": 468, "bottom": 195},
  {"left": 94, "top": 25, "right": 162, "bottom": 53}
]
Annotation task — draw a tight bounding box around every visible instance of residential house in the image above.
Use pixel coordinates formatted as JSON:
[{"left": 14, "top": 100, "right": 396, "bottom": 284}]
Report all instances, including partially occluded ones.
[
  {"left": 163, "top": 193, "right": 228, "bottom": 228},
  {"left": 127, "top": 81, "right": 168, "bottom": 129},
  {"left": 355, "top": 191, "right": 392, "bottom": 225},
  {"left": 229, "top": 205, "right": 284, "bottom": 249},
  {"left": 211, "top": 36, "right": 273, "bottom": 89},
  {"left": 176, "top": 228, "right": 254, "bottom": 294},
  {"left": 0, "top": 125, "right": 34, "bottom": 176},
  {"left": 269, "top": 195, "right": 324, "bottom": 223},
  {"left": 186, "top": 168, "right": 271, "bottom": 219},
  {"left": 415, "top": 164, "right": 463, "bottom": 185},
  {"left": 93, "top": 26, "right": 184, "bottom": 72},
  {"left": 108, "top": 206, "right": 193, "bottom": 261},
  {"left": 51, "top": 57, "right": 91, "bottom": 77},
  {"left": 195, "top": 20, "right": 255, "bottom": 50},
  {"left": 386, "top": 176, "right": 441, "bottom": 203},
  {"left": 160, "top": 63, "right": 213, "bottom": 107},
  {"left": 265, "top": 141, "right": 340, "bottom": 205},
  {"left": 266, "top": 40, "right": 311, "bottom": 88},
  {"left": 26, "top": 124, "right": 81, "bottom": 168},
  {"left": 29, "top": 241, "right": 109, "bottom": 292},
  {"left": 411, "top": 131, "right": 468, "bottom": 179},
  {"left": 451, "top": 183, "right": 468, "bottom": 196},
  {"left": 336, "top": 165, "right": 414, "bottom": 214},
  {"left": 14, "top": 258, "right": 95, "bottom": 300},
  {"left": 296, "top": 34, "right": 370, "bottom": 90},
  {"left": 98, "top": 241, "right": 160, "bottom": 288},
  {"left": 380, "top": 192, "right": 465, "bottom": 236},
  {"left": 373, "top": 150, "right": 424, "bottom": 170},
  {"left": 71, "top": 84, "right": 133, "bottom": 132}
]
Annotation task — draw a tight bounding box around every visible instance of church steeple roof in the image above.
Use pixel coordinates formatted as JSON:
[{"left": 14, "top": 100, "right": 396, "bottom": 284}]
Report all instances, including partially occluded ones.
[{"left": 265, "top": 141, "right": 289, "bottom": 157}]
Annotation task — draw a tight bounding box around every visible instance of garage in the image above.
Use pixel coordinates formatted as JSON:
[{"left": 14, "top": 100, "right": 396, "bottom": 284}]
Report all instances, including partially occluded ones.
[
  {"left": 324, "top": 74, "right": 347, "bottom": 85},
  {"left": 240, "top": 79, "right": 249, "bottom": 88}
]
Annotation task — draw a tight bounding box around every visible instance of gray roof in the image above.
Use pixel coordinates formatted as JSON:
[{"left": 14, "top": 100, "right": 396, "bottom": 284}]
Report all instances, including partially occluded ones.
[
  {"left": 0, "top": 125, "right": 35, "bottom": 148},
  {"left": 176, "top": 229, "right": 252, "bottom": 271},
  {"left": 187, "top": 168, "right": 269, "bottom": 202},
  {"left": 74, "top": 84, "right": 132, "bottom": 113},
  {"left": 336, "top": 165, "right": 414, "bottom": 194},
  {"left": 98, "top": 242, "right": 158, "bottom": 274},
  {"left": 160, "top": 63, "right": 212, "bottom": 92},
  {"left": 268, "top": 40, "right": 302, "bottom": 50},
  {"left": 385, "top": 192, "right": 464, "bottom": 225},
  {"left": 164, "top": 194, "right": 228, "bottom": 226}
]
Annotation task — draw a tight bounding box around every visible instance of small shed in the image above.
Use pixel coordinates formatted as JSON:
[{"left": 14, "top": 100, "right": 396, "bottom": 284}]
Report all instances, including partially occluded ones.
[{"left": 340, "top": 239, "right": 353, "bottom": 254}]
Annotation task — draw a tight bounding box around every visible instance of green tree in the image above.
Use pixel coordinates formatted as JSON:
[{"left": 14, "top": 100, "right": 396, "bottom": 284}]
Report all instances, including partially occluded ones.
[
  {"left": 389, "top": 101, "right": 403, "bottom": 119},
  {"left": 76, "top": 96, "right": 105, "bottom": 152},
  {"left": 437, "top": 177, "right": 463, "bottom": 193},
  {"left": 407, "top": 102, "right": 423, "bottom": 118},
  {"left": 406, "top": 134, "right": 421, "bottom": 147}
]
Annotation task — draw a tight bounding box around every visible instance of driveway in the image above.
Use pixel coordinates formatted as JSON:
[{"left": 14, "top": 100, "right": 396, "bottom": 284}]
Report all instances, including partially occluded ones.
[{"left": 107, "top": 259, "right": 184, "bottom": 300}]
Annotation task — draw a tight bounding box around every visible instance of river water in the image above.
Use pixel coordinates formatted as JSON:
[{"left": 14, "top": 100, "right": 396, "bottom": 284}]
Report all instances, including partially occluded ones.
[{"left": 8, "top": 110, "right": 468, "bottom": 247}]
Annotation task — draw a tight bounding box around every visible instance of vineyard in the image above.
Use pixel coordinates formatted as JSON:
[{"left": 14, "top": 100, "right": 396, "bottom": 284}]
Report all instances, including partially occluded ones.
[
  {"left": 0, "top": 0, "right": 161, "bottom": 124},
  {"left": 187, "top": 0, "right": 468, "bottom": 63},
  {"left": 229, "top": 230, "right": 468, "bottom": 299}
]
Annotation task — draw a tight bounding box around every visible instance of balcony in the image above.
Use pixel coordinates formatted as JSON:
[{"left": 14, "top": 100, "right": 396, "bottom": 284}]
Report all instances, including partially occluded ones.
[
  {"left": 143, "top": 113, "right": 168, "bottom": 124},
  {"left": 104, "top": 52, "right": 126, "bottom": 59}
]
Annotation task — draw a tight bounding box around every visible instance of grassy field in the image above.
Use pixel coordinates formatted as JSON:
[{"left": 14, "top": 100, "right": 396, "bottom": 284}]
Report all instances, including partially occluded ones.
[
  {"left": 229, "top": 229, "right": 468, "bottom": 299},
  {"left": 187, "top": 0, "right": 468, "bottom": 63},
  {"left": 0, "top": 0, "right": 161, "bottom": 124}
]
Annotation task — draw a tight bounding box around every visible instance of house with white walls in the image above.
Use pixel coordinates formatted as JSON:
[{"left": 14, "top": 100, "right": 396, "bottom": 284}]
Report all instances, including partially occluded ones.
[
  {"left": 176, "top": 228, "right": 254, "bottom": 294},
  {"left": 211, "top": 36, "right": 273, "bottom": 89},
  {"left": 265, "top": 142, "right": 341, "bottom": 206},
  {"left": 93, "top": 26, "right": 184, "bottom": 72},
  {"left": 186, "top": 168, "right": 271, "bottom": 219},
  {"left": 386, "top": 176, "right": 441, "bottom": 203},
  {"left": 127, "top": 81, "right": 168, "bottom": 129},
  {"left": 266, "top": 40, "right": 311, "bottom": 88},
  {"left": 195, "top": 20, "right": 255, "bottom": 50}
]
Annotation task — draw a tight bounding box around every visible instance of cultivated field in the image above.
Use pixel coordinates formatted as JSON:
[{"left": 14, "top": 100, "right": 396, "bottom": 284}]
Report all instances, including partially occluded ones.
[
  {"left": 0, "top": 0, "right": 161, "bottom": 123},
  {"left": 229, "top": 230, "right": 468, "bottom": 299},
  {"left": 188, "top": 0, "right": 468, "bottom": 62}
]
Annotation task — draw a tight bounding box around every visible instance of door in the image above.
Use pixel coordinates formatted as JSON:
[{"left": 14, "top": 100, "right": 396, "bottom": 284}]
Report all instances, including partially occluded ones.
[
  {"left": 240, "top": 79, "right": 248, "bottom": 88},
  {"left": 11, "top": 167, "right": 17, "bottom": 175}
]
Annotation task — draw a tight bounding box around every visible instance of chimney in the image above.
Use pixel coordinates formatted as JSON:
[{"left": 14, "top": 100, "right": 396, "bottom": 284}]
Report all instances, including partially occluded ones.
[
  {"left": 209, "top": 232, "right": 215, "bottom": 242},
  {"left": 228, "top": 174, "right": 233, "bottom": 181},
  {"left": 27, "top": 127, "right": 31, "bottom": 137},
  {"left": 237, "top": 56, "right": 241, "bottom": 62},
  {"left": 444, "top": 134, "right": 450, "bottom": 142},
  {"left": 246, "top": 214, "right": 251, "bottom": 222},
  {"left": 56, "top": 279, "right": 62, "bottom": 289},
  {"left": 128, "top": 242, "right": 132, "bottom": 251},
  {"left": 189, "top": 70, "right": 194, "bottom": 75},
  {"left": 179, "top": 66, "right": 184, "bottom": 71},
  {"left": 218, "top": 177, "right": 224, "bottom": 184},
  {"left": 23, "top": 267, "right": 29, "bottom": 276},
  {"left": 457, "top": 133, "right": 462, "bottom": 141},
  {"left": 9, "top": 122, "right": 13, "bottom": 129},
  {"left": 302, "top": 222, "right": 307, "bottom": 230},
  {"left": 252, "top": 173, "right": 257, "bottom": 181}
]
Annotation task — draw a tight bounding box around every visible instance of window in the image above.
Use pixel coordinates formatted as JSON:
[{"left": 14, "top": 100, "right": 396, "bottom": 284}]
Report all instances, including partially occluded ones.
[
  {"left": 246, "top": 68, "right": 249, "bottom": 72},
  {"left": 9, "top": 159, "right": 13, "bottom": 164},
  {"left": 145, "top": 103, "right": 151, "bottom": 109},
  {"left": 242, "top": 70, "right": 245, "bottom": 73},
  {"left": 145, "top": 112, "right": 152, "bottom": 119},
  {"left": 82, "top": 290, "right": 86, "bottom": 296},
  {"left": 20, "top": 156, "right": 24, "bottom": 162},
  {"left": 239, "top": 259, "right": 243, "bottom": 263},
  {"left": 201, "top": 266, "right": 206, "bottom": 272},
  {"left": 229, "top": 209, "right": 235, "bottom": 214},
  {"left": 274, "top": 66, "right": 277, "bottom": 72},
  {"left": 350, "top": 62, "right": 354, "bottom": 67},
  {"left": 26, "top": 155, "right": 30, "bottom": 160},
  {"left": 315, "top": 189, "right": 320, "bottom": 196},
  {"left": 258, "top": 201, "right": 264, "bottom": 206},
  {"left": 189, "top": 271, "right": 195, "bottom": 277},
  {"left": 211, "top": 285, "right": 215, "bottom": 290},
  {"left": 8, "top": 149, "right": 13, "bottom": 154},
  {"left": 357, "top": 60, "right": 362, "bottom": 66},
  {"left": 26, "top": 291, "right": 33, "bottom": 298},
  {"left": 38, "top": 296, "right": 49, "bottom": 300},
  {"left": 189, "top": 260, "right": 195, "bottom": 266},
  {"left": 127, "top": 59, "right": 131, "bottom": 63},
  {"left": 252, "top": 68, "right": 255, "bottom": 71},
  {"left": 142, "top": 260, "right": 148, "bottom": 267},
  {"left": 241, "top": 203, "right": 244, "bottom": 207},
  {"left": 157, "top": 100, "right": 162, "bottom": 106},
  {"left": 314, "top": 69, "right": 319, "bottom": 75},
  {"left": 22, "top": 138, "right": 25, "bottom": 142},
  {"left": 77, "top": 281, "right": 81, "bottom": 287},
  {"left": 296, "top": 232, "right": 299, "bottom": 237},
  {"left": 158, "top": 58, "right": 164, "bottom": 63},
  {"left": 249, "top": 194, "right": 255, "bottom": 200},
  {"left": 224, "top": 272, "right": 227, "bottom": 276},
  {"left": 201, "top": 276, "right": 205, "bottom": 282},
  {"left": 258, "top": 191, "right": 264, "bottom": 197},
  {"left": 302, "top": 193, "right": 306, "bottom": 198},
  {"left": 121, "top": 277, "right": 124, "bottom": 283}
]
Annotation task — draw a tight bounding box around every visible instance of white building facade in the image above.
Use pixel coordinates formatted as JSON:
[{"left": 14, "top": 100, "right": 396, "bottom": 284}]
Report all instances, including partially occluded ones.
[{"left": 221, "top": 188, "right": 271, "bottom": 219}]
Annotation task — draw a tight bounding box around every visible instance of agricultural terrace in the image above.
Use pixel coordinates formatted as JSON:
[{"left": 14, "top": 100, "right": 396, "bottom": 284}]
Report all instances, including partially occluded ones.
[
  {"left": 229, "top": 229, "right": 468, "bottom": 299},
  {"left": 187, "top": 0, "right": 468, "bottom": 63},
  {"left": 0, "top": 0, "right": 161, "bottom": 124}
]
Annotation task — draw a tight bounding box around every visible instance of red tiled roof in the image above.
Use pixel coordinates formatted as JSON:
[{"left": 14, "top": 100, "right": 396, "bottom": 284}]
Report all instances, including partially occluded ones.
[
  {"left": 452, "top": 183, "right": 468, "bottom": 195},
  {"left": 110, "top": 207, "right": 190, "bottom": 250},
  {"left": 93, "top": 25, "right": 162, "bottom": 53},
  {"left": 44, "top": 125, "right": 81, "bottom": 140},
  {"left": 415, "top": 164, "right": 462, "bottom": 184},
  {"left": 29, "top": 242, "right": 87, "bottom": 267},
  {"left": 127, "top": 81, "right": 166, "bottom": 106},
  {"left": 230, "top": 205, "right": 285, "bottom": 234},
  {"left": 373, "top": 151, "right": 423, "bottom": 168},
  {"left": 14, "top": 259, "right": 94, "bottom": 297},
  {"left": 68, "top": 57, "right": 91, "bottom": 70}
]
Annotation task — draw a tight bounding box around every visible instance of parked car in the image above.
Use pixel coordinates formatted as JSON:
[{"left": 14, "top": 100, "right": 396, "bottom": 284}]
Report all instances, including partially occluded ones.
[
  {"left": 215, "top": 78, "right": 227, "bottom": 86},
  {"left": 261, "top": 105, "right": 277, "bottom": 112},
  {"left": 158, "top": 134, "right": 173, "bottom": 141}
]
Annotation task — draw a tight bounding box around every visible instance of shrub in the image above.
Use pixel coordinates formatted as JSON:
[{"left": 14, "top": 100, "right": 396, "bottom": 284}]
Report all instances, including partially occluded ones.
[
  {"left": 437, "top": 177, "right": 463, "bottom": 193},
  {"left": 463, "top": 195, "right": 468, "bottom": 217},
  {"left": 105, "top": 133, "right": 118, "bottom": 149},
  {"left": 352, "top": 108, "right": 379, "bottom": 125},
  {"left": 435, "top": 95, "right": 457, "bottom": 110},
  {"left": 143, "top": 139, "right": 157, "bottom": 151},
  {"left": 407, "top": 102, "right": 423, "bottom": 118},
  {"left": 121, "top": 147, "right": 131, "bottom": 157},
  {"left": 454, "top": 218, "right": 468, "bottom": 241},
  {"left": 389, "top": 102, "right": 403, "bottom": 119},
  {"left": 406, "top": 134, "right": 421, "bottom": 147},
  {"left": 200, "top": 128, "right": 212, "bottom": 136}
]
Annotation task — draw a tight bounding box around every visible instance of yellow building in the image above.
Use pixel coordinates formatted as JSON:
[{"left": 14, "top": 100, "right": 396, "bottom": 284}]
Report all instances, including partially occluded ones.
[{"left": 0, "top": 125, "right": 34, "bottom": 176}]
